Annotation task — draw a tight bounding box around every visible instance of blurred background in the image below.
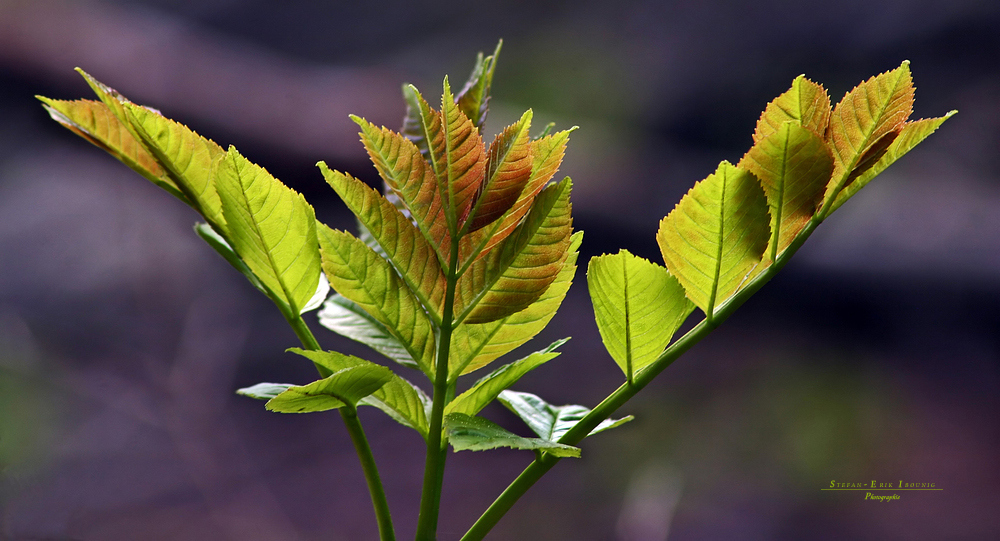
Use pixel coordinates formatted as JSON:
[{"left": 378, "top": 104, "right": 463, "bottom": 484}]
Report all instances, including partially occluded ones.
[{"left": 1, "top": 0, "right": 997, "bottom": 539}]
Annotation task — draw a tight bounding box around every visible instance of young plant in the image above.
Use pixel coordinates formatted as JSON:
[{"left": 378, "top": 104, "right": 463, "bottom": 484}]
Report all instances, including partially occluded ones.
[{"left": 38, "top": 42, "right": 952, "bottom": 540}]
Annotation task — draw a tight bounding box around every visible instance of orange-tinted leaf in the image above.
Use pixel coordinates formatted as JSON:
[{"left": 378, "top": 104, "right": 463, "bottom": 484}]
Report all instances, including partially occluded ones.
[
  {"left": 466, "top": 109, "right": 534, "bottom": 233},
  {"left": 440, "top": 78, "right": 486, "bottom": 234},
  {"left": 455, "top": 40, "right": 501, "bottom": 129},
  {"left": 754, "top": 75, "right": 831, "bottom": 143},
  {"left": 824, "top": 61, "right": 913, "bottom": 209}
]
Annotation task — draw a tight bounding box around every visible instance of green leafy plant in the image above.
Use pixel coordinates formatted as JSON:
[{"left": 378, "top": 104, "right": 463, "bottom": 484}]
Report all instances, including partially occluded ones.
[{"left": 38, "top": 42, "right": 952, "bottom": 540}]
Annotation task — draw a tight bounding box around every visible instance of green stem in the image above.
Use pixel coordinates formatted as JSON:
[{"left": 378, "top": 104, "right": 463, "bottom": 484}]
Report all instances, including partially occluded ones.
[
  {"left": 282, "top": 308, "right": 396, "bottom": 541},
  {"left": 415, "top": 238, "right": 462, "bottom": 540},
  {"left": 461, "top": 217, "right": 824, "bottom": 541},
  {"left": 342, "top": 405, "right": 397, "bottom": 541}
]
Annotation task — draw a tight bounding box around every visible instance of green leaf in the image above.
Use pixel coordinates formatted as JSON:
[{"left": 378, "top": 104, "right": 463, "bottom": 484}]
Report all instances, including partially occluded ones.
[
  {"left": 215, "top": 147, "right": 323, "bottom": 315},
  {"left": 823, "top": 61, "right": 914, "bottom": 211},
  {"left": 286, "top": 348, "right": 430, "bottom": 436},
  {"left": 656, "top": 161, "right": 770, "bottom": 320},
  {"left": 317, "top": 224, "right": 436, "bottom": 375},
  {"left": 465, "top": 110, "right": 534, "bottom": 233},
  {"left": 265, "top": 365, "right": 394, "bottom": 413},
  {"left": 440, "top": 77, "right": 487, "bottom": 235},
  {"left": 455, "top": 40, "right": 502, "bottom": 129},
  {"left": 830, "top": 111, "right": 956, "bottom": 214},
  {"left": 450, "top": 231, "right": 582, "bottom": 377},
  {"left": 317, "top": 294, "right": 419, "bottom": 370},
  {"left": 36, "top": 97, "right": 187, "bottom": 202},
  {"left": 444, "top": 413, "right": 581, "bottom": 457},
  {"left": 319, "top": 162, "right": 447, "bottom": 323},
  {"left": 236, "top": 382, "right": 291, "bottom": 400},
  {"left": 461, "top": 127, "right": 574, "bottom": 264},
  {"left": 456, "top": 178, "right": 574, "bottom": 324},
  {"left": 738, "top": 122, "right": 834, "bottom": 263},
  {"left": 124, "top": 102, "right": 227, "bottom": 231},
  {"left": 587, "top": 250, "right": 693, "bottom": 380},
  {"left": 353, "top": 115, "right": 450, "bottom": 265},
  {"left": 753, "top": 75, "right": 831, "bottom": 143},
  {"left": 446, "top": 339, "right": 567, "bottom": 417},
  {"left": 498, "top": 390, "right": 633, "bottom": 442}
]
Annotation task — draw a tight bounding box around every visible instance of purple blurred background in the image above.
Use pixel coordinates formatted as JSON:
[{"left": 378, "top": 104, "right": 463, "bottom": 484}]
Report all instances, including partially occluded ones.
[{"left": 1, "top": 0, "right": 998, "bottom": 539}]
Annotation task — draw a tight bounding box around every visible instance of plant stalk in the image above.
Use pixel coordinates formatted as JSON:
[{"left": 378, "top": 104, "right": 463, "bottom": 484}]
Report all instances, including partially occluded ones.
[
  {"left": 415, "top": 238, "right": 462, "bottom": 540},
  {"left": 461, "top": 217, "right": 824, "bottom": 541},
  {"left": 283, "top": 309, "right": 396, "bottom": 541}
]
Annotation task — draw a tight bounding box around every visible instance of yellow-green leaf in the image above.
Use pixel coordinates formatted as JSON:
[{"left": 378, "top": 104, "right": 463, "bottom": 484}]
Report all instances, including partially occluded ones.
[
  {"left": 319, "top": 162, "right": 446, "bottom": 323},
  {"left": 824, "top": 61, "right": 914, "bottom": 210},
  {"left": 739, "top": 122, "right": 833, "bottom": 263},
  {"left": 656, "top": 161, "right": 770, "bottom": 319},
  {"left": 587, "top": 250, "right": 693, "bottom": 380},
  {"left": 318, "top": 224, "right": 436, "bottom": 375},
  {"left": 830, "top": 111, "right": 956, "bottom": 213},
  {"left": 498, "top": 390, "right": 633, "bottom": 442},
  {"left": 455, "top": 41, "right": 501, "bottom": 129},
  {"left": 125, "top": 102, "right": 227, "bottom": 231},
  {"left": 753, "top": 75, "right": 831, "bottom": 143},
  {"left": 38, "top": 97, "right": 187, "bottom": 203},
  {"left": 318, "top": 294, "right": 418, "bottom": 370},
  {"left": 215, "top": 147, "right": 322, "bottom": 315},
  {"left": 450, "top": 231, "right": 582, "bottom": 378},
  {"left": 444, "top": 413, "right": 580, "bottom": 457},
  {"left": 265, "top": 365, "right": 393, "bottom": 413},
  {"left": 456, "top": 178, "right": 573, "bottom": 324}
]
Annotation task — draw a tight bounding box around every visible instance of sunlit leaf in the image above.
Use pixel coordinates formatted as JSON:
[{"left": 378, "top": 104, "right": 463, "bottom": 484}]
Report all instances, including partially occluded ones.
[
  {"left": 318, "top": 294, "right": 418, "bottom": 370},
  {"left": 498, "top": 390, "right": 633, "bottom": 442},
  {"left": 319, "top": 163, "right": 446, "bottom": 322},
  {"left": 265, "top": 365, "right": 393, "bottom": 413},
  {"left": 36, "top": 97, "right": 186, "bottom": 202},
  {"left": 456, "top": 178, "right": 573, "bottom": 324},
  {"left": 353, "top": 115, "right": 450, "bottom": 264},
  {"left": 588, "top": 250, "right": 693, "bottom": 380},
  {"left": 450, "top": 232, "right": 582, "bottom": 377},
  {"left": 824, "top": 61, "right": 914, "bottom": 209},
  {"left": 455, "top": 40, "right": 501, "bottom": 129},
  {"left": 753, "top": 75, "right": 831, "bottom": 143},
  {"left": 830, "top": 111, "right": 956, "bottom": 213},
  {"left": 446, "top": 339, "right": 567, "bottom": 418},
  {"left": 444, "top": 413, "right": 580, "bottom": 457},
  {"left": 236, "top": 382, "right": 291, "bottom": 400},
  {"left": 440, "top": 78, "right": 486, "bottom": 234},
  {"left": 739, "top": 122, "right": 833, "bottom": 262},
  {"left": 656, "top": 161, "right": 770, "bottom": 319},
  {"left": 215, "top": 147, "right": 322, "bottom": 315},
  {"left": 465, "top": 110, "right": 534, "bottom": 233},
  {"left": 287, "top": 348, "right": 429, "bottom": 436},
  {"left": 461, "top": 128, "right": 574, "bottom": 264},
  {"left": 124, "top": 102, "right": 227, "bottom": 231},
  {"left": 318, "top": 224, "right": 436, "bottom": 375}
]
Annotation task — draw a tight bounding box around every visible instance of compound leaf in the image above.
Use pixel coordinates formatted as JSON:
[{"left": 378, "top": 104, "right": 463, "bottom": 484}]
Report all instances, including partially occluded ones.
[
  {"left": 265, "top": 364, "right": 394, "bottom": 413},
  {"left": 444, "top": 413, "right": 580, "bottom": 457},
  {"left": 830, "top": 111, "right": 956, "bottom": 213},
  {"left": 824, "top": 61, "right": 914, "bottom": 209},
  {"left": 450, "top": 231, "right": 582, "bottom": 377},
  {"left": 319, "top": 163, "right": 446, "bottom": 322},
  {"left": 318, "top": 224, "right": 436, "bottom": 375},
  {"left": 124, "top": 102, "right": 227, "bottom": 231},
  {"left": 465, "top": 109, "right": 534, "bottom": 233},
  {"left": 753, "top": 75, "right": 831, "bottom": 143},
  {"left": 498, "top": 390, "right": 633, "bottom": 442},
  {"left": 215, "top": 147, "right": 322, "bottom": 315},
  {"left": 739, "top": 122, "right": 833, "bottom": 262},
  {"left": 446, "top": 338, "right": 567, "bottom": 418},
  {"left": 37, "top": 97, "right": 187, "bottom": 202},
  {"left": 318, "top": 294, "right": 418, "bottom": 370},
  {"left": 456, "top": 178, "right": 573, "bottom": 324},
  {"left": 455, "top": 40, "right": 501, "bottom": 128},
  {"left": 656, "top": 161, "right": 770, "bottom": 319},
  {"left": 353, "top": 115, "right": 450, "bottom": 264},
  {"left": 588, "top": 250, "right": 693, "bottom": 380}
]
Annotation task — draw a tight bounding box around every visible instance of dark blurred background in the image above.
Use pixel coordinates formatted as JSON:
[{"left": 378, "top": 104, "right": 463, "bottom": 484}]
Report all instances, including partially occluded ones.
[{"left": 1, "top": 0, "right": 997, "bottom": 539}]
